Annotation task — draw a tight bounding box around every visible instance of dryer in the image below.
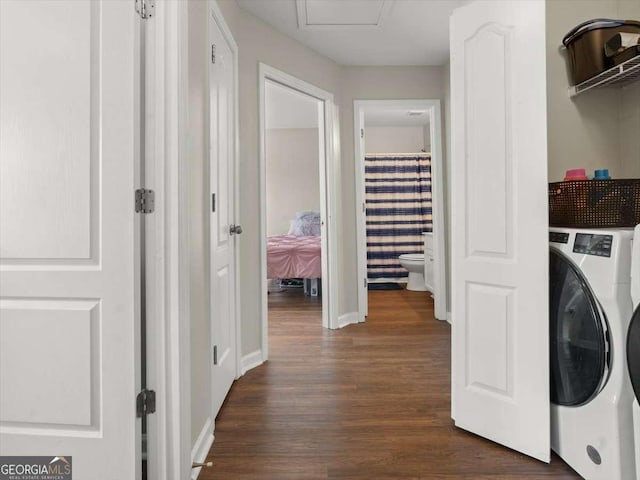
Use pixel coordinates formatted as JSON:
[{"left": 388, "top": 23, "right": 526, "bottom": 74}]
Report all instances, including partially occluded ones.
[
  {"left": 626, "top": 224, "right": 640, "bottom": 478},
  {"left": 550, "top": 227, "right": 636, "bottom": 480}
]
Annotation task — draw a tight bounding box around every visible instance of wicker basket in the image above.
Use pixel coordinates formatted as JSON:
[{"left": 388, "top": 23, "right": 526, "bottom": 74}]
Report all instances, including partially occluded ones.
[{"left": 548, "top": 179, "right": 640, "bottom": 228}]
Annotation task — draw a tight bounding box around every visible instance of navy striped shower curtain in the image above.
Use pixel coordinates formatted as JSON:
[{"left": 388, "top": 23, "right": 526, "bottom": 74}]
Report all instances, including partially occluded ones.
[{"left": 365, "top": 153, "right": 433, "bottom": 280}]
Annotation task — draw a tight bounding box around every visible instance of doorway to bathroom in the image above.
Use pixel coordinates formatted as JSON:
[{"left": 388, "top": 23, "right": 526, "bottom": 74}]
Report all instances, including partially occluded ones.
[{"left": 354, "top": 100, "right": 447, "bottom": 321}]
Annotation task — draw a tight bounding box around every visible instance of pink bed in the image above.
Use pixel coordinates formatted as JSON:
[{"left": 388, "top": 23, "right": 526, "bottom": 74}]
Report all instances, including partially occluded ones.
[{"left": 267, "top": 235, "right": 322, "bottom": 279}]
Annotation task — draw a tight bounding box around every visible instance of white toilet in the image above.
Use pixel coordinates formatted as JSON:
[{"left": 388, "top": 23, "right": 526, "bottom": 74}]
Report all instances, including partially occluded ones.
[{"left": 399, "top": 253, "right": 427, "bottom": 291}]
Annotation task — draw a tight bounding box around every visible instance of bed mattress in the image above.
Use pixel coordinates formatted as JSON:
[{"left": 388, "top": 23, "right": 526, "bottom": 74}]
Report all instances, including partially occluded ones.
[{"left": 267, "top": 235, "right": 321, "bottom": 279}]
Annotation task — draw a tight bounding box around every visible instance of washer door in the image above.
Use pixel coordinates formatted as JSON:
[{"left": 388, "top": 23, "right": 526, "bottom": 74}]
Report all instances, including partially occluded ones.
[
  {"left": 628, "top": 306, "right": 640, "bottom": 403},
  {"left": 550, "top": 249, "right": 609, "bottom": 406}
]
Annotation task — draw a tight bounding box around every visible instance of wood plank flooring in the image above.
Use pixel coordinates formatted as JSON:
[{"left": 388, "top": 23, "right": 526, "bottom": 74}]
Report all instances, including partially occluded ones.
[{"left": 202, "top": 288, "right": 579, "bottom": 479}]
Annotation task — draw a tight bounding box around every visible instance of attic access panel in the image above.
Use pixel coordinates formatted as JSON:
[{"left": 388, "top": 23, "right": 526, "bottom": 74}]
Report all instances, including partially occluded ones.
[{"left": 296, "top": 0, "right": 394, "bottom": 30}]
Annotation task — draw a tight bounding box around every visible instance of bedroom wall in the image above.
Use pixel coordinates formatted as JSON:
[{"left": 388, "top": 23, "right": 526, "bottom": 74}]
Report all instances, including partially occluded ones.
[
  {"left": 364, "top": 126, "right": 426, "bottom": 154},
  {"left": 339, "top": 66, "right": 447, "bottom": 316},
  {"left": 215, "top": 0, "right": 343, "bottom": 356},
  {"left": 188, "top": 0, "right": 211, "bottom": 447},
  {"left": 546, "top": 0, "right": 638, "bottom": 181},
  {"left": 266, "top": 128, "right": 321, "bottom": 236}
]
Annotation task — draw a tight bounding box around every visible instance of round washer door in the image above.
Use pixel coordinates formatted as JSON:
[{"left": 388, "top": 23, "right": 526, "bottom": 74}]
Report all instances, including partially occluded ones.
[
  {"left": 628, "top": 306, "right": 640, "bottom": 402},
  {"left": 550, "top": 248, "right": 609, "bottom": 406}
]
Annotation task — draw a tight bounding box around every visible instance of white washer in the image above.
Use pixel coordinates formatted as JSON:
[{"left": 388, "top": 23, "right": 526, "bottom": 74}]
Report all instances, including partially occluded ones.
[{"left": 549, "top": 227, "right": 636, "bottom": 480}]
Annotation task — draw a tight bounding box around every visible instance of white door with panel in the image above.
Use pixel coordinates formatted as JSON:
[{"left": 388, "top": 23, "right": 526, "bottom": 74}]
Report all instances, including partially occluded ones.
[
  {"left": 0, "top": 1, "right": 140, "bottom": 478},
  {"left": 450, "top": 0, "right": 550, "bottom": 461},
  {"left": 210, "top": 10, "right": 238, "bottom": 418}
]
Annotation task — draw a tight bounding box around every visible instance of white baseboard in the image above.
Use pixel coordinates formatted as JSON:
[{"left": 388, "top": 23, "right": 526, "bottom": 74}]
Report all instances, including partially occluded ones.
[
  {"left": 190, "top": 418, "right": 214, "bottom": 480},
  {"left": 446, "top": 311, "right": 451, "bottom": 324},
  {"left": 240, "top": 349, "right": 264, "bottom": 376},
  {"left": 337, "top": 311, "right": 361, "bottom": 329}
]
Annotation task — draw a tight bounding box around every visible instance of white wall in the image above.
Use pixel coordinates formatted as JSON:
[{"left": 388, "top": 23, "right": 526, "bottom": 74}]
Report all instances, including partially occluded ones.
[
  {"left": 188, "top": 0, "right": 211, "bottom": 446},
  {"left": 546, "top": 0, "right": 640, "bottom": 180},
  {"left": 364, "top": 126, "right": 426, "bottom": 153},
  {"left": 266, "top": 128, "right": 320, "bottom": 235}
]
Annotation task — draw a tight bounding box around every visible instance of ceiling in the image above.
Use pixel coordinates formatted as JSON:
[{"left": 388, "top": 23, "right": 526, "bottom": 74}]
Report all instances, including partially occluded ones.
[{"left": 236, "top": 0, "right": 462, "bottom": 66}]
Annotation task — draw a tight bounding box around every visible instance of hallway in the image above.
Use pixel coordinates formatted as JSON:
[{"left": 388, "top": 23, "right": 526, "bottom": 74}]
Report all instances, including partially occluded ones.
[{"left": 203, "top": 289, "right": 577, "bottom": 479}]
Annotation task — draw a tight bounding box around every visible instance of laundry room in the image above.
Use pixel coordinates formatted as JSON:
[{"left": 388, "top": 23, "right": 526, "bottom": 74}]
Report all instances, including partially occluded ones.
[{"left": 545, "top": 1, "right": 640, "bottom": 479}]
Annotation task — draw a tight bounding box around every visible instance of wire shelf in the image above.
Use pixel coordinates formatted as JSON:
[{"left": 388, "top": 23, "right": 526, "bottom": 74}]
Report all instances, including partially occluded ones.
[{"left": 569, "top": 50, "right": 640, "bottom": 97}]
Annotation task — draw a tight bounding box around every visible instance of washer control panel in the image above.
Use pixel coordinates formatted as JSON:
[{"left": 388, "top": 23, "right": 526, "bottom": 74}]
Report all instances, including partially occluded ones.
[
  {"left": 549, "top": 232, "right": 570, "bottom": 244},
  {"left": 573, "top": 233, "right": 613, "bottom": 257}
]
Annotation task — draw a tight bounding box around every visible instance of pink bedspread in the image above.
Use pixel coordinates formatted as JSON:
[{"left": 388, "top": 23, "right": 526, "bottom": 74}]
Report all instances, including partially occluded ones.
[{"left": 267, "top": 235, "right": 322, "bottom": 279}]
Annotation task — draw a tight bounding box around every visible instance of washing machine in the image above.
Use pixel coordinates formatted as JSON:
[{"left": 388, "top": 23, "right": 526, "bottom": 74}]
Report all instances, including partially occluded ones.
[
  {"left": 549, "top": 227, "right": 636, "bottom": 480},
  {"left": 626, "top": 224, "right": 640, "bottom": 478}
]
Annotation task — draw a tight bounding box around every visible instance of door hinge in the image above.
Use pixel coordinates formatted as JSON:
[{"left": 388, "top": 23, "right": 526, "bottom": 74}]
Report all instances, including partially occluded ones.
[
  {"left": 135, "top": 189, "right": 155, "bottom": 213},
  {"left": 362, "top": 201, "right": 366, "bottom": 213},
  {"left": 135, "top": 0, "right": 154, "bottom": 19},
  {"left": 212, "top": 193, "right": 216, "bottom": 213},
  {"left": 213, "top": 345, "right": 218, "bottom": 365},
  {"left": 364, "top": 278, "right": 367, "bottom": 288},
  {"left": 136, "top": 389, "right": 156, "bottom": 417},
  {"left": 361, "top": 128, "right": 364, "bottom": 138},
  {"left": 211, "top": 44, "right": 216, "bottom": 64}
]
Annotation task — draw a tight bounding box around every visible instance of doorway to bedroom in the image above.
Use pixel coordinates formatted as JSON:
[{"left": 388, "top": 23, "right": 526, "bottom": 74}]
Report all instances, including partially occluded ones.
[{"left": 259, "top": 64, "right": 339, "bottom": 361}]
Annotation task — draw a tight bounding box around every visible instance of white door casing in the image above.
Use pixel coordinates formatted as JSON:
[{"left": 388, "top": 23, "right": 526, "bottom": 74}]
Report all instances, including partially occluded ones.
[
  {"left": 450, "top": 0, "right": 550, "bottom": 462},
  {"left": 0, "top": 1, "right": 140, "bottom": 478},
  {"left": 209, "top": 5, "right": 239, "bottom": 418},
  {"left": 353, "top": 100, "right": 447, "bottom": 321},
  {"left": 258, "top": 63, "right": 340, "bottom": 361}
]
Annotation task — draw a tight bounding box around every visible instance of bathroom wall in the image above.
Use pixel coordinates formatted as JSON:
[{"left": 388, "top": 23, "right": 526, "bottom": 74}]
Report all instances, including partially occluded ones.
[{"left": 365, "top": 126, "right": 427, "bottom": 154}]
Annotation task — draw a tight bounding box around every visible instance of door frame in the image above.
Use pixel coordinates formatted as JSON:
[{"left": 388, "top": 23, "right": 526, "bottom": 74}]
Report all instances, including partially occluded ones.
[
  {"left": 353, "top": 99, "right": 447, "bottom": 321},
  {"left": 144, "top": 1, "right": 192, "bottom": 479},
  {"left": 258, "top": 63, "right": 339, "bottom": 360}
]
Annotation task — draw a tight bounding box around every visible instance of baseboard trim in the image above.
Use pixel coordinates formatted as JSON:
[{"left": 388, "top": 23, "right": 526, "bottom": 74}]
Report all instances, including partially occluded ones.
[
  {"left": 337, "top": 311, "right": 361, "bottom": 329},
  {"left": 190, "top": 417, "right": 214, "bottom": 480},
  {"left": 446, "top": 311, "right": 451, "bottom": 325},
  {"left": 241, "top": 349, "right": 264, "bottom": 376}
]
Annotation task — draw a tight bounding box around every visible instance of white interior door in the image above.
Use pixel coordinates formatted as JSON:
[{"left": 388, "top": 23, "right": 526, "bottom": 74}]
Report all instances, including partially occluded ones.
[
  {"left": 0, "top": 1, "right": 140, "bottom": 478},
  {"left": 356, "top": 109, "right": 368, "bottom": 318},
  {"left": 450, "top": 0, "right": 550, "bottom": 462},
  {"left": 210, "top": 10, "right": 238, "bottom": 418}
]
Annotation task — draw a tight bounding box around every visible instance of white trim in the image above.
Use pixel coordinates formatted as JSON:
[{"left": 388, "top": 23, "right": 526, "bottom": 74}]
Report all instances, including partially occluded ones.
[
  {"left": 337, "top": 311, "right": 362, "bottom": 329},
  {"left": 145, "top": 1, "right": 191, "bottom": 479},
  {"left": 209, "top": 0, "right": 242, "bottom": 383},
  {"left": 353, "top": 99, "right": 448, "bottom": 322},
  {"left": 446, "top": 311, "right": 452, "bottom": 325},
  {"left": 240, "top": 350, "right": 266, "bottom": 375},
  {"left": 258, "top": 63, "right": 340, "bottom": 363},
  {"left": 295, "top": 0, "right": 395, "bottom": 30},
  {"left": 190, "top": 418, "right": 214, "bottom": 480}
]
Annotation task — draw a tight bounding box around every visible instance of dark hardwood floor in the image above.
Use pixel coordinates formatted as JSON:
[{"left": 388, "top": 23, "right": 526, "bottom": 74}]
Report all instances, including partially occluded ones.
[{"left": 202, "top": 288, "right": 578, "bottom": 479}]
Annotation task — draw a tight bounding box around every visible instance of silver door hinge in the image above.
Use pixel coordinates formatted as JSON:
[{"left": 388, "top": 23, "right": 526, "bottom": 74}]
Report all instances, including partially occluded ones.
[
  {"left": 135, "top": 0, "right": 154, "bottom": 19},
  {"left": 136, "top": 389, "right": 156, "bottom": 417},
  {"left": 135, "top": 189, "right": 155, "bottom": 213},
  {"left": 364, "top": 278, "right": 367, "bottom": 288},
  {"left": 213, "top": 345, "right": 218, "bottom": 365},
  {"left": 211, "top": 44, "right": 216, "bottom": 64},
  {"left": 361, "top": 128, "right": 364, "bottom": 138},
  {"left": 362, "top": 202, "right": 366, "bottom": 213}
]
